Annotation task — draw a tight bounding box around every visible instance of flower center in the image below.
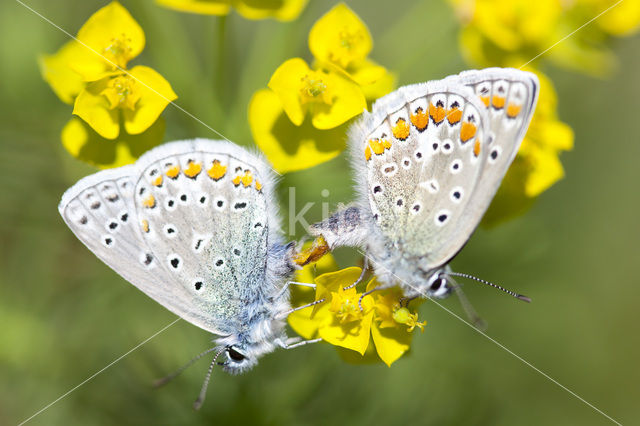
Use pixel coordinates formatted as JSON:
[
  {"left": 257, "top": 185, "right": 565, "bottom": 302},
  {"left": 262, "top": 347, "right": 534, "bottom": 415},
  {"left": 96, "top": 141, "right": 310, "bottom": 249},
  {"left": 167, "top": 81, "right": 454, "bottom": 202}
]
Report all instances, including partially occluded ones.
[
  {"left": 338, "top": 29, "right": 361, "bottom": 50},
  {"left": 103, "top": 34, "right": 134, "bottom": 69},
  {"left": 329, "top": 289, "right": 363, "bottom": 323},
  {"left": 299, "top": 73, "right": 331, "bottom": 105},
  {"left": 101, "top": 75, "right": 140, "bottom": 110}
]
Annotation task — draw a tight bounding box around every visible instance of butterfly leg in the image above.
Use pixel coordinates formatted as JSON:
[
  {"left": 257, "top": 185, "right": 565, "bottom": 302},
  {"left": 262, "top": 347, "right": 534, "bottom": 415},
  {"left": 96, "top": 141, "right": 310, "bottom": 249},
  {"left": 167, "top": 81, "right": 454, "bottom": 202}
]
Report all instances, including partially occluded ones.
[
  {"left": 275, "top": 297, "right": 327, "bottom": 320},
  {"left": 343, "top": 256, "right": 368, "bottom": 290}
]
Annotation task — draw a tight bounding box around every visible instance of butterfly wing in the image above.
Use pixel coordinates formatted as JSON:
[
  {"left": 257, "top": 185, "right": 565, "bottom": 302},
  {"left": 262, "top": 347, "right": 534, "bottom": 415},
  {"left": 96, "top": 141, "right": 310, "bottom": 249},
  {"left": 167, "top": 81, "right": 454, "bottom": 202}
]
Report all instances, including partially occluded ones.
[
  {"left": 448, "top": 67, "right": 539, "bottom": 212},
  {"left": 59, "top": 139, "right": 283, "bottom": 336},
  {"left": 350, "top": 81, "right": 492, "bottom": 274}
]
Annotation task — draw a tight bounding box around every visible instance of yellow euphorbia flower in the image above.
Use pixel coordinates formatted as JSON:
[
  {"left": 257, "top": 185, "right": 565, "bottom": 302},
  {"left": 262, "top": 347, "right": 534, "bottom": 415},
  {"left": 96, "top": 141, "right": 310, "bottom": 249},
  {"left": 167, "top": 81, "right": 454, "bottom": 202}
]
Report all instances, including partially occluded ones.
[
  {"left": 268, "top": 58, "right": 366, "bottom": 130},
  {"left": 309, "top": 3, "right": 372, "bottom": 69},
  {"left": 368, "top": 280, "right": 425, "bottom": 366},
  {"left": 451, "top": 0, "right": 640, "bottom": 77},
  {"left": 287, "top": 268, "right": 426, "bottom": 365},
  {"left": 40, "top": 2, "right": 176, "bottom": 147},
  {"left": 39, "top": 41, "right": 93, "bottom": 104},
  {"left": 248, "top": 89, "right": 348, "bottom": 173},
  {"left": 483, "top": 70, "right": 573, "bottom": 225},
  {"left": 72, "top": 1, "right": 145, "bottom": 81},
  {"left": 156, "top": 0, "right": 308, "bottom": 21},
  {"left": 73, "top": 66, "right": 177, "bottom": 140},
  {"left": 309, "top": 3, "right": 395, "bottom": 100}
]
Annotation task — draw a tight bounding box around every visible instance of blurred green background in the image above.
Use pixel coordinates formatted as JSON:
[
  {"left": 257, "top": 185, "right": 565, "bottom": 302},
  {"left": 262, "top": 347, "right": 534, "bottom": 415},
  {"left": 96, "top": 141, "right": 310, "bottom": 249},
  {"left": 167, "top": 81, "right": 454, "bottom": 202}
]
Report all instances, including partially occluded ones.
[{"left": 1, "top": 0, "right": 639, "bottom": 425}]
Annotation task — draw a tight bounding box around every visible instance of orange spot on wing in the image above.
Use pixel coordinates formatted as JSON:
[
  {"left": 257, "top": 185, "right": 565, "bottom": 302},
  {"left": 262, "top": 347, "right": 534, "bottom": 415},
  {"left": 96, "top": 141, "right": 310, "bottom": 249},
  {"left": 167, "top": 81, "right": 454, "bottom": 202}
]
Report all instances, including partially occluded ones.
[
  {"left": 460, "top": 122, "right": 477, "bottom": 143},
  {"left": 392, "top": 118, "right": 410, "bottom": 140},
  {"left": 184, "top": 161, "right": 202, "bottom": 178},
  {"left": 473, "top": 140, "right": 481, "bottom": 157},
  {"left": 241, "top": 170, "right": 253, "bottom": 188},
  {"left": 447, "top": 107, "right": 462, "bottom": 125},
  {"left": 506, "top": 103, "right": 522, "bottom": 118},
  {"left": 232, "top": 175, "right": 242, "bottom": 186},
  {"left": 141, "top": 219, "right": 149, "bottom": 233},
  {"left": 255, "top": 180, "right": 262, "bottom": 191},
  {"left": 410, "top": 107, "right": 428, "bottom": 131},
  {"left": 492, "top": 95, "right": 505, "bottom": 109},
  {"left": 429, "top": 102, "right": 445, "bottom": 124},
  {"left": 383, "top": 138, "right": 392, "bottom": 149},
  {"left": 480, "top": 96, "right": 490, "bottom": 107},
  {"left": 142, "top": 195, "right": 156, "bottom": 209},
  {"left": 152, "top": 175, "right": 163, "bottom": 187},
  {"left": 369, "top": 138, "right": 385, "bottom": 155},
  {"left": 207, "top": 160, "right": 227, "bottom": 181},
  {"left": 166, "top": 165, "right": 180, "bottom": 179},
  {"left": 365, "top": 145, "right": 372, "bottom": 161}
]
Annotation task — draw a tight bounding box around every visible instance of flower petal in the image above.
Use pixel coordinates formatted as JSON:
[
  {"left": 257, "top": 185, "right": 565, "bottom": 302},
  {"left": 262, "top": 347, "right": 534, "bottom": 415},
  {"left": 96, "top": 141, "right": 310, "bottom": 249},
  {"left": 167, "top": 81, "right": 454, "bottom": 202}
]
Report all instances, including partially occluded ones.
[
  {"left": 61, "top": 116, "right": 165, "bottom": 168},
  {"left": 248, "top": 89, "right": 347, "bottom": 173},
  {"left": 268, "top": 58, "right": 310, "bottom": 126},
  {"left": 371, "top": 322, "right": 412, "bottom": 367},
  {"left": 38, "top": 41, "right": 89, "bottom": 104},
  {"left": 122, "top": 66, "right": 177, "bottom": 135},
  {"left": 73, "top": 77, "right": 120, "bottom": 139},
  {"left": 156, "top": 0, "right": 231, "bottom": 15},
  {"left": 309, "top": 3, "right": 372, "bottom": 68},
  {"left": 75, "top": 1, "right": 145, "bottom": 77},
  {"left": 310, "top": 71, "right": 365, "bottom": 129},
  {"left": 318, "top": 303, "right": 373, "bottom": 355},
  {"left": 235, "top": 0, "right": 308, "bottom": 21},
  {"left": 314, "top": 267, "right": 363, "bottom": 307}
]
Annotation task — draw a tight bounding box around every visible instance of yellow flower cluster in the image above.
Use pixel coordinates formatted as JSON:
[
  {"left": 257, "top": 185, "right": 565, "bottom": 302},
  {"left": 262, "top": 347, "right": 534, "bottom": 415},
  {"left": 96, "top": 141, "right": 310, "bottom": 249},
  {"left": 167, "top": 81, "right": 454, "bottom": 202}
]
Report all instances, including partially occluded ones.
[
  {"left": 448, "top": 0, "right": 618, "bottom": 223},
  {"left": 451, "top": 0, "right": 640, "bottom": 77},
  {"left": 157, "top": 0, "right": 308, "bottom": 21},
  {"left": 39, "top": 2, "right": 177, "bottom": 168},
  {"left": 288, "top": 264, "right": 425, "bottom": 367},
  {"left": 249, "top": 3, "right": 395, "bottom": 173}
]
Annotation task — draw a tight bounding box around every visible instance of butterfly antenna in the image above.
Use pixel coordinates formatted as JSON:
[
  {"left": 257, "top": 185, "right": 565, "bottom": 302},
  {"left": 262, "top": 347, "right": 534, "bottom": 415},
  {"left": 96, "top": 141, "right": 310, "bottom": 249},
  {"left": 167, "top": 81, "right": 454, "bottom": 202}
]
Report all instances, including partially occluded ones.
[
  {"left": 447, "top": 272, "right": 531, "bottom": 303},
  {"left": 446, "top": 277, "right": 487, "bottom": 331},
  {"left": 153, "top": 346, "right": 219, "bottom": 388},
  {"left": 193, "top": 347, "right": 226, "bottom": 410}
]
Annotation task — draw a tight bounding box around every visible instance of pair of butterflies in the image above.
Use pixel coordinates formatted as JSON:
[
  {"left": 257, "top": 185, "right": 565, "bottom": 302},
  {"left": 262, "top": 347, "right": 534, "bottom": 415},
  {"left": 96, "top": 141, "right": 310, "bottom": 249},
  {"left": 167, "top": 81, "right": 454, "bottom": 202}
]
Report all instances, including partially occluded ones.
[{"left": 59, "top": 68, "right": 538, "bottom": 400}]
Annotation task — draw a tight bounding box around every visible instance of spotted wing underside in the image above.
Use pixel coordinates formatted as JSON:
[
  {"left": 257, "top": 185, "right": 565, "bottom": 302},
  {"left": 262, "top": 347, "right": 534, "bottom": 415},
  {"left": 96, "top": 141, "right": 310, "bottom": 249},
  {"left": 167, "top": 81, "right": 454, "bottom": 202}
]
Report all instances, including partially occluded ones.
[{"left": 59, "top": 139, "right": 280, "bottom": 335}]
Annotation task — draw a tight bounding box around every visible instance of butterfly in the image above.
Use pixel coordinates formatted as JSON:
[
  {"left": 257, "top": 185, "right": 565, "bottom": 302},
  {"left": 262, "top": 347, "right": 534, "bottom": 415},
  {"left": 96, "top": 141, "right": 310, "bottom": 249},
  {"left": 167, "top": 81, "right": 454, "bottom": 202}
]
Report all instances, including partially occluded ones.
[
  {"left": 58, "top": 139, "right": 315, "bottom": 407},
  {"left": 309, "top": 68, "right": 538, "bottom": 301}
]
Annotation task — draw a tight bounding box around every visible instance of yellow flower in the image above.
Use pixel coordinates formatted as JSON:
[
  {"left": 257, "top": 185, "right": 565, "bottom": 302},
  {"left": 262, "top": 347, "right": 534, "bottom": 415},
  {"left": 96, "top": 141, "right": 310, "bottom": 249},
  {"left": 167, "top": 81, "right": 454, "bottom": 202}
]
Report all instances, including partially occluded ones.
[
  {"left": 368, "top": 280, "right": 425, "bottom": 366},
  {"left": 72, "top": 1, "right": 145, "bottom": 81},
  {"left": 287, "top": 268, "right": 374, "bottom": 354},
  {"left": 156, "top": 0, "right": 308, "bottom": 21},
  {"left": 73, "top": 66, "right": 177, "bottom": 139},
  {"left": 483, "top": 70, "right": 573, "bottom": 225},
  {"left": 451, "top": 0, "right": 639, "bottom": 77},
  {"left": 288, "top": 268, "right": 426, "bottom": 365},
  {"left": 248, "top": 89, "right": 348, "bottom": 173},
  {"left": 268, "top": 58, "right": 366, "bottom": 130},
  {"left": 61, "top": 117, "right": 166, "bottom": 168},
  {"left": 309, "top": 3, "right": 395, "bottom": 100},
  {"left": 309, "top": 3, "right": 372, "bottom": 69},
  {"left": 39, "top": 1, "right": 176, "bottom": 154},
  {"left": 39, "top": 41, "right": 93, "bottom": 104}
]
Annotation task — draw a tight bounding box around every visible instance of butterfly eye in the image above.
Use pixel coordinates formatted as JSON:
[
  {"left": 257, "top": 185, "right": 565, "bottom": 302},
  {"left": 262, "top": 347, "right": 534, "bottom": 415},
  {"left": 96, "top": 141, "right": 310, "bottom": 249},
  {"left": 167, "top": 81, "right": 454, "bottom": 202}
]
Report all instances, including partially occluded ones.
[
  {"left": 228, "top": 348, "right": 246, "bottom": 362},
  {"left": 431, "top": 278, "right": 444, "bottom": 291}
]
